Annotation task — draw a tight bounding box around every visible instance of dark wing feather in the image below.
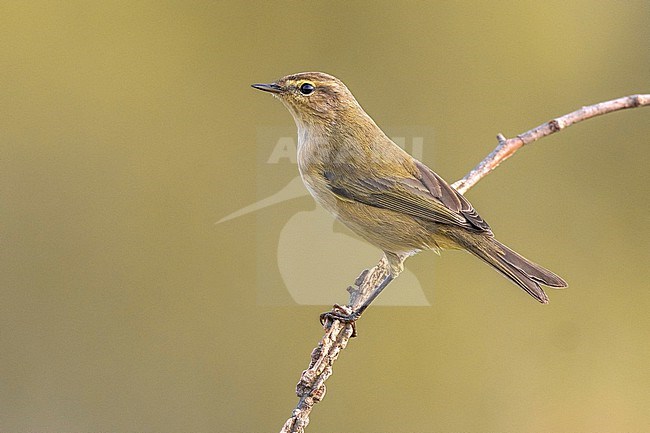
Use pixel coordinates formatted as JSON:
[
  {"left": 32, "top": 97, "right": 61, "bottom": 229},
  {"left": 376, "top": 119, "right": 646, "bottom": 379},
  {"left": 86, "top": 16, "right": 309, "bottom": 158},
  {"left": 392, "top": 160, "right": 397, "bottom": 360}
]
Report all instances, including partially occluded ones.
[
  {"left": 414, "top": 161, "right": 491, "bottom": 232},
  {"left": 323, "top": 160, "right": 491, "bottom": 233}
]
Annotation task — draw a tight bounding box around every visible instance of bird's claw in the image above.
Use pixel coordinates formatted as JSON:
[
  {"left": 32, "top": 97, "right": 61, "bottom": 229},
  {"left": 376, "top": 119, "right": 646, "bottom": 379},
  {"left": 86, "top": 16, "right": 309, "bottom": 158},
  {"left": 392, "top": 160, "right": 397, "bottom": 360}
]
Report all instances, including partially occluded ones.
[{"left": 319, "top": 304, "right": 360, "bottom": 337}]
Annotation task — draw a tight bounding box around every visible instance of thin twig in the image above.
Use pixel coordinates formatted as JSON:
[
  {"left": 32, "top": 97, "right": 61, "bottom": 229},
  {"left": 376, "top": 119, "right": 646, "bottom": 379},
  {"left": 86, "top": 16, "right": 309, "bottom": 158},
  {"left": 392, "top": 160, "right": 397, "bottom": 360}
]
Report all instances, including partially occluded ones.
[
  {"left": 279, "top": 94, "right": 650, "bottom": 433},
  {"left": 452, "top": 94, "right": 650, "bottom": 194}
]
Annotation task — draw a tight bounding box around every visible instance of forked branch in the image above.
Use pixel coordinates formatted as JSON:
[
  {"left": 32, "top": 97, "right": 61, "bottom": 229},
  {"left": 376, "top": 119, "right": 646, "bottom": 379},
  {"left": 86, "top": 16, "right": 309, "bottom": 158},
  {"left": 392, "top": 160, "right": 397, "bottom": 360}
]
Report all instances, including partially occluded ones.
[{"left": 280, "top": 94, "right": 650, "bottom": 433}]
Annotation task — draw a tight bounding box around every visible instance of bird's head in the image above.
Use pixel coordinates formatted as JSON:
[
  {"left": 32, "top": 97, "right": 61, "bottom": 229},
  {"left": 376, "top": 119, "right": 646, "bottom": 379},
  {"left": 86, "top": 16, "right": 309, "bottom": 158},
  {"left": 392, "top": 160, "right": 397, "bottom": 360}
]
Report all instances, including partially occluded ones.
[{"left": 252, "top": 72, "right": 363, "bottom": 128}]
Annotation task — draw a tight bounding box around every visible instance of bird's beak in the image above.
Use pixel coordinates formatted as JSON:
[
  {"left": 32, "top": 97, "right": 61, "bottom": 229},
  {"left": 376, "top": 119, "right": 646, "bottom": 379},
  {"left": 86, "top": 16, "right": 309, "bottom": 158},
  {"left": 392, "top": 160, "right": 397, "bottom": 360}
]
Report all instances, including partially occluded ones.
[{"left": 251, "top": 82, "right": 283, "bottom": 94}]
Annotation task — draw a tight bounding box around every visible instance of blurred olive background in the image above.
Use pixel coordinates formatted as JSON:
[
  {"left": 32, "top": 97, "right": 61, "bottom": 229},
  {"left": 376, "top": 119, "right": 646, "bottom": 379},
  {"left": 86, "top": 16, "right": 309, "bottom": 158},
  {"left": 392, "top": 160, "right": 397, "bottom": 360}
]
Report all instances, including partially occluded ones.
[{"left": 1, "top": 2, "right": 649, "bottom": 432}]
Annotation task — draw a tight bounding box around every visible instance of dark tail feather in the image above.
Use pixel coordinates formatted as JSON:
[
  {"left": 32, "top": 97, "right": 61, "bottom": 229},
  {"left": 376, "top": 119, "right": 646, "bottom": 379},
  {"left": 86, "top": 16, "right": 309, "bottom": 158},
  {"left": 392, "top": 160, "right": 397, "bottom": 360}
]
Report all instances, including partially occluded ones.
[{"left": 463, "top": 238, "right": 568, "bottom": 304}]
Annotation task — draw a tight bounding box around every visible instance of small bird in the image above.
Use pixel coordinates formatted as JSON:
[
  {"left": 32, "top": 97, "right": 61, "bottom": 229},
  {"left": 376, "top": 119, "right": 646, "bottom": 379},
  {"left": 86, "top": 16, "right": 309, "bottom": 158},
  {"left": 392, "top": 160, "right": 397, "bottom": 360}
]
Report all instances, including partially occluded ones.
[{"left": 252, "top": 72, "right": 566, "bottom": 324}]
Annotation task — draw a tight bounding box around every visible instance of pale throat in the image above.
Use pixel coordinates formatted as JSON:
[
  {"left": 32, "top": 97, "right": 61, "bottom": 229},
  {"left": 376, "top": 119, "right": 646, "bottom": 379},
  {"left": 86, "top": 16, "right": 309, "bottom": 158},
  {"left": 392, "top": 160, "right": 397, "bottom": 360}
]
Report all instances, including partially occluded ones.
[{"left": 295, "top": 118, "right": 332, "bottom": 171}]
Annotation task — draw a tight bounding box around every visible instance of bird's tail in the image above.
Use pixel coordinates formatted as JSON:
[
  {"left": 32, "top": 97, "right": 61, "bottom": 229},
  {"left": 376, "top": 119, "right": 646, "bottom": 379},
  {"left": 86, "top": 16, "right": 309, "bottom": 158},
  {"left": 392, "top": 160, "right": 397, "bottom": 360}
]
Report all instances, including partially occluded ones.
[{"left": 461, "top": 237, "right": 567, "bottom": 303}]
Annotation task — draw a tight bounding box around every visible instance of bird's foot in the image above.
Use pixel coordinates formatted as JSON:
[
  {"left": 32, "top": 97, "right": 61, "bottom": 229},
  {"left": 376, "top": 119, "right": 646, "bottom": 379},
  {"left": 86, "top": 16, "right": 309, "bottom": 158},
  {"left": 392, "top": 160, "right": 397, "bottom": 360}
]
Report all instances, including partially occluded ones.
[{"left": 319, "top": 304, "right": 360, "bottom": 337}]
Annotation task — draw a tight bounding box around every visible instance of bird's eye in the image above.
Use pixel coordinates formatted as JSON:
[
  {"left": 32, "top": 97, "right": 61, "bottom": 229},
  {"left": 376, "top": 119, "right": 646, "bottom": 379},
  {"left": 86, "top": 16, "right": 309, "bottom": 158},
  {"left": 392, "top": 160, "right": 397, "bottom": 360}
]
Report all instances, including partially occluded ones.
[{"left": 299, "top": 83, "right": 315, "bottom": 95}]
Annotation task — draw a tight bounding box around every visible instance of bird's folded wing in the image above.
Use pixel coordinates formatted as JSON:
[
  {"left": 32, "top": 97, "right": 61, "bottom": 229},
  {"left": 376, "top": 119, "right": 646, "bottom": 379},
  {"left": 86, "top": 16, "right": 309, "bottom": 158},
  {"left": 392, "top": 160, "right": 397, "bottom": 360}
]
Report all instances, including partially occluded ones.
[{"left": 323, "top": 160, "right": 491, "bottom": 233}]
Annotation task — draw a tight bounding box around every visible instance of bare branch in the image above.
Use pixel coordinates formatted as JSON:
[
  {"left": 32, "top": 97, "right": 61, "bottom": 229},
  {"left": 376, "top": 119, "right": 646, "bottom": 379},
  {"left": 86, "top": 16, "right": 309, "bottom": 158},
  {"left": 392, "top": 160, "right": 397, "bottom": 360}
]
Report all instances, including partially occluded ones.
[
  {"left": 451, "top": 94, "right": 650, "bottom": 194},
  {"left": 280, "top": 258, "right": 389, "bottom": 433},
  {"left": 279, "top": 93, "right": 649, "bottom": 433}
]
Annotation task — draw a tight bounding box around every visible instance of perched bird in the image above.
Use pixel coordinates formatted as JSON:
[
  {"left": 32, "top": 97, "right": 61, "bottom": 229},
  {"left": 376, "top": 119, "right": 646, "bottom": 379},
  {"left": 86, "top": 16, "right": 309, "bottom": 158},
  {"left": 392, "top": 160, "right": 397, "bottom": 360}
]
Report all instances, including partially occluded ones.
[{"left": 252, "top": 72, "right": 566, "bottom": 324}]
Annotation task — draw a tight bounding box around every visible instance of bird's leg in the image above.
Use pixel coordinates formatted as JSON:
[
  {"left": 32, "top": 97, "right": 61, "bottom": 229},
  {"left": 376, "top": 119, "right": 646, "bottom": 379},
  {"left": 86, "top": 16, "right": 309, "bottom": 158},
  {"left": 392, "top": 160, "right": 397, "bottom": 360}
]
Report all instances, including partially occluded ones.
[
  {"left": 319, "top": 273, "right": 394, "bottom": 337},
  {"left": 320, "top": 253, "right": 405, "bottom": 337}
]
